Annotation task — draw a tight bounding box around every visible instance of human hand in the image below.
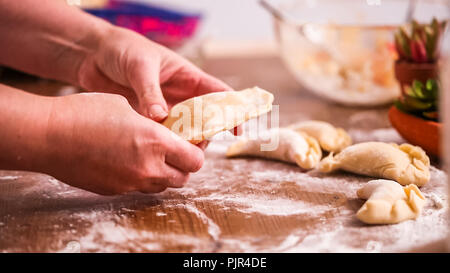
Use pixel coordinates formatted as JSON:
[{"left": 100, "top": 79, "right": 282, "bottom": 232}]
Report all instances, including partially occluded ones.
[
  {"left": 77, "top": 26, "right": 232, "bottom": 122},
  {"left": 44, "top": 92, "right": 205, "bottom": 195}
]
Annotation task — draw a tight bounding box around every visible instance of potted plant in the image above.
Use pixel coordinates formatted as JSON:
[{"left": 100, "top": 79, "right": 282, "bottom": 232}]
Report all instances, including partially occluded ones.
[
  {"left": 389, "top": 18, "right": 447, "bottom": 158},
  {"left": 389, "top": 79, "right": 441, "bottom": 157},
  {"left": 394, "top": 18, "right": 446, "bottom": 92}
]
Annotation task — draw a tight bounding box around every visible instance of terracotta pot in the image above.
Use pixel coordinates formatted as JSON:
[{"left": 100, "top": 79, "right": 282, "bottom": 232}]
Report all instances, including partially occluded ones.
[
  {"left": 388, "top": 106, "right": 441, "bottom": 157},
  {"left": 394, "top": 61, "right": 439, "bottom": 94}
]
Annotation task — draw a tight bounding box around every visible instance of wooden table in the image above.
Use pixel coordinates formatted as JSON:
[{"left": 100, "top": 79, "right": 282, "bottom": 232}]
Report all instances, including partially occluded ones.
[{"left": 0, "top": 56, "right": 448, "bottom": 253}]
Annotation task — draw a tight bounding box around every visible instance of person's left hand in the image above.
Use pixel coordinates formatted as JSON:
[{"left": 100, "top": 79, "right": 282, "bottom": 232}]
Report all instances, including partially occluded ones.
[{"left": 77, "top": 26, "right": 232, "bottom": 122}]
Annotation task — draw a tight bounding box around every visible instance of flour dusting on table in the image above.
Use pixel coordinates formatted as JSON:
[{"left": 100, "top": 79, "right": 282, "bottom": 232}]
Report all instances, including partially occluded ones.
[{"left": 0, "top": 139, "right": 448, "bottom": 253}]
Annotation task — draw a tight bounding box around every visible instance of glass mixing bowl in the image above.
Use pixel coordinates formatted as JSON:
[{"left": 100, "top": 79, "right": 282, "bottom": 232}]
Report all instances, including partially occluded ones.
[{"left": 262, "top": 0, "right": 449, "bottom": 106}]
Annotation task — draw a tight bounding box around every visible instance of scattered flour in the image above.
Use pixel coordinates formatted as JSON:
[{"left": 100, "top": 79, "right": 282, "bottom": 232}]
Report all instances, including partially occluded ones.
[
  {"left": 0, "top": 139, "right": 448, "bottom": 253},
  {"left": 426, "top": 193, "right": 447, "bottom": 209},
  {"left": 56, "top": 86, "right": 78, "bottom": 96},
  {"left": 195, "top": 193, "right": 332, "bottom": 216},
  {"left": 348, "top": 128, "right": 404, "bottom": 144},
  {"left": 47, "top": 178, "right": 61, "bottom": 186},
  {"left": 70, "top": 211, "right": 214, "bottom": 253},
  {"left": 169, "top": 203, "right": 221, "bottom": 241},
  {"left": 0, "top": 176, "right": 20, "bottom": 180},
  {"left": 204, "top": 138, "right": 230, "bottom": 154}
]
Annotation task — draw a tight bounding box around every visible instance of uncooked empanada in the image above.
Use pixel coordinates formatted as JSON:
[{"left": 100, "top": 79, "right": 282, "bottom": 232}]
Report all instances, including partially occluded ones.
[
  {"left": 163, "top": 87, "right": 274, "bottom": 144},
  {"left": 226, "top": 128, "right": 322, "bottom": 169},
  {"left": 318, "top": 142, "right": 430, "bottom": 186},
  {"left": 356, "top": 179, "right": 426, "bottom": 224},
  {"left": 288, "top": 120, "right": 351, "bottom": 152}
]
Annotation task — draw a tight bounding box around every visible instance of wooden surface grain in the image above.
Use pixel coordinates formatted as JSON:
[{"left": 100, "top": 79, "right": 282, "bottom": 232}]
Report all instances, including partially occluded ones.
[{"left": 0, "top": 57, "right": 448, "bottom": 253}]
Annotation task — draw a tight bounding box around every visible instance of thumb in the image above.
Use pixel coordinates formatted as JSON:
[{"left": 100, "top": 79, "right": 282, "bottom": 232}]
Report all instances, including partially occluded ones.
[{"left": 130, "top": 64, "right": 168, "bottom": 121}]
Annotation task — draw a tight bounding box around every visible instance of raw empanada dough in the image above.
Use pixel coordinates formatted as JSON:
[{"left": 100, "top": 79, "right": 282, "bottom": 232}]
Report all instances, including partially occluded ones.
[
  {"left": 356, "top": 179, "right": 426, "bottom": 224},
  {"left": 318, "top": 142, "right": 430, "bottom": 186},
  {"left": 288, "top": 120, "right": 352, "bottom": 152},
  {"left": 226, "top": 128, "right": 322, "bottom": 169},
  {"left": 163, "top": 87, "right": 274, "bottom": 144}
]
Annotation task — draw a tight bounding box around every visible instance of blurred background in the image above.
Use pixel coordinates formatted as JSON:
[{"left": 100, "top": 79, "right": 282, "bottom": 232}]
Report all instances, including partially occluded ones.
[
  {"left": 0, "top": 0, "right": 449, "bottom": 252},
  {"left": 73, "top": 0, "right": 449, "bottom": 106},
  {"left": 78, "top": 0, "right": 275, "bottom": 42},
  {"left": 3, "top": 0, "right": 450, "bottom": 133}
]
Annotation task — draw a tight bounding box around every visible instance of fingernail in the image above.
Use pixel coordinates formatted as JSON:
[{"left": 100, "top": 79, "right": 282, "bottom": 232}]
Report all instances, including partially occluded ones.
[{"left": 148, "top": 104, "right": 168, "bottom": 121}]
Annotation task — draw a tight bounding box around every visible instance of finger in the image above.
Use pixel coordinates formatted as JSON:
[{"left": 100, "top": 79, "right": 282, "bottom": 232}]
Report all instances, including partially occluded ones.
[
  {"left": 161, "top": 164, "right": 190, "bottom": 188},
  {"left": 164, "top": 135, "right": 205, "bottom": 173},
  {"left": 162, "top": 55, "right": 232, "bottom": 96},
  {"left": 139, "top": 183, "right": 168, "bottom": 194},
  {"left": 140, "top": 164, "right": 189, "bottom": 190},
  {"left": 129, "top": 61, "right": 169, "bottom": 121},
  {"left": 79, "top": 60, "right": 135, "bottom": 97},
  {"left": 195, "top": 71, "right": 232, "bottom": 95},
  {"left": 78, "top": 61, "right": 141, "bottom": 110}
]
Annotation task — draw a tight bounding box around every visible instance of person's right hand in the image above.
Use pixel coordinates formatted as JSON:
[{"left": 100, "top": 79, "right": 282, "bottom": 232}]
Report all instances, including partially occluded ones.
[{"left": 44, "top": 92, "right": 204, "bottom": 195}]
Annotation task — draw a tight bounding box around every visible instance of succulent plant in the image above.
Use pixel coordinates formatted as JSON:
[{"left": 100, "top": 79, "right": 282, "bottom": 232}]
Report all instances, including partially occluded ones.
[
  {"left": 395, "top": 79, "right": 439, "bottom": 121},
  {"left": 395, "top": 18, "right": 447, "bottom": 63}
]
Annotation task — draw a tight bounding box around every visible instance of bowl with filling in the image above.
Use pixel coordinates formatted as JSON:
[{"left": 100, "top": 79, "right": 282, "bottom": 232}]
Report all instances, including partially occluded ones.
[{"left": 262, "top": 0, "right": 448, "bottom": 106}]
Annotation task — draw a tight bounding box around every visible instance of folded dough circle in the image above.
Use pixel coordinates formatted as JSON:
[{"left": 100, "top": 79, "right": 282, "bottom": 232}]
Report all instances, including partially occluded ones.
[
  {"left": 163, "top": 87, "right": 274, "bottom": 144},
  {"left": 318, "top": 142, "right": 430, "bottom": 186},
  {"left": 288, "top": 120, "right": 352, "bottom": 152},
  {"left": 356, "top": 179, "right": 426, "bottom": 224},
  {"left": 226, "top": 128, "right": 322, "bottom": 169}
]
